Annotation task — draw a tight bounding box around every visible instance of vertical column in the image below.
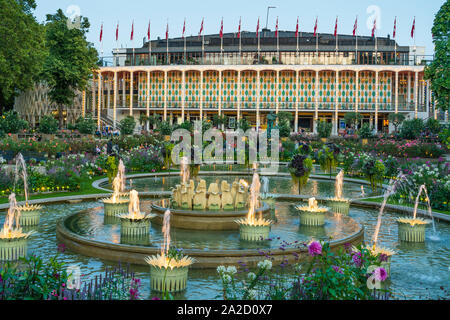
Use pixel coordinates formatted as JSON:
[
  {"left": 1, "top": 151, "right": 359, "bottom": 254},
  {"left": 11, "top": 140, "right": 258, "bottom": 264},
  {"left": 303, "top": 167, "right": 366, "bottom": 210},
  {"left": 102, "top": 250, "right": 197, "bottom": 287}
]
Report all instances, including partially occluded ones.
[
  {"left": 129, "top": 71, "right": 134, "bottom": 116},
  {"left": 92, "top": 75, "right": 96, "bottom": 115},
  {"left": 107, "top": 75, "right": 111, "bottom": 112},
  {"left": 395, "top": 71, "right": 399, "bottom": 113},
  {"left": 414, "top": 71, "right": 418, "bottom": 118},
  {"left": 200, "top": 71, "right": 203, "bottom": 121},
  {"left": 256, "top": 70, "right": 260, "bottom": 130},
  {"left": 164, "top": 71, "right": 168, "bottom": 121},
  {"left": 432, "top": 90, "right": 437, "bottom": 120},
  {"left": 407, "top": 72, "right": 411, "bottom": 105},
  {"left": 237, "top": 70, "right": 241, "bottom": 122},
  {"left": 97, "top": 73, "right": 101, "bottom": 130},
  {"left": 276, "top": 70, "right": 280, "bottom": 115},
  {"left": 146, "top": 71, "right": 150, "bottom": 131},
  {"left": 314, "top": 70, "right": 319, "bottom": 134},
  {"left": 355, "top": 71, "right": 359, "bottom": 114},
  {"left": 334, "top": 70, "right": 339, "bottom": 136},
  {"left": 122, "top": 73, "right": 126, "bottom": 108},
  {"left": 375, "top": 71, "right": 379, "bottom": 132},
  {"left": 218, "top": 70, "right": 222, "bottom": 118},
  {"left": 295, "top": 70, "right": 299, "bottom": 132},
  {"left": 113, "top": 72, "right": 117, "bottom": 130},
  {"left": 182, "top": 71, "right": 186, "bottom": 122},
  {"left": 81, "top": 90, "right": 86, "bottom": 117}
]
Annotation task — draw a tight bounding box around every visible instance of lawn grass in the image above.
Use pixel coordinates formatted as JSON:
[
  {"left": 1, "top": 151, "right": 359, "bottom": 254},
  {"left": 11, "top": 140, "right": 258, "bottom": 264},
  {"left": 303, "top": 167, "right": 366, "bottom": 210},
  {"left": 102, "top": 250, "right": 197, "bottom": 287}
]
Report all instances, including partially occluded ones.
[{"left": 361, "top": 196, "right": 450, "bottom": 216}]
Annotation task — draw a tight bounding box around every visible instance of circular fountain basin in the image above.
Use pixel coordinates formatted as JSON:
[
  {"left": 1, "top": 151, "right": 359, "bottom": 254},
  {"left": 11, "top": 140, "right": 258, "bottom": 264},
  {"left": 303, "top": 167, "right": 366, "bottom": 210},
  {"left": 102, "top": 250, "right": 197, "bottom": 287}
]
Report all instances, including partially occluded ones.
[
  {"left": 56, "top": 202, "right": 364, "bottom": 269},
  {"left": 151, "top": 200, "right": 272, "bottom": 231}
]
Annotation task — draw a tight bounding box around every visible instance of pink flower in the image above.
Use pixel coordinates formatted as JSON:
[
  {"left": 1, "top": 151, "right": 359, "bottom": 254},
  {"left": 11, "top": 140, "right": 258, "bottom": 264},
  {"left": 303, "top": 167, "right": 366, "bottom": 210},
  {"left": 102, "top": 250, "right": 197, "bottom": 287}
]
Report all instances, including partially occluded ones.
[
  {"left": 308, "top": 241, "right": 322, "bottom": 256},
  {"left": 373, "top": 267, "right": 388, "bottom": 282}
]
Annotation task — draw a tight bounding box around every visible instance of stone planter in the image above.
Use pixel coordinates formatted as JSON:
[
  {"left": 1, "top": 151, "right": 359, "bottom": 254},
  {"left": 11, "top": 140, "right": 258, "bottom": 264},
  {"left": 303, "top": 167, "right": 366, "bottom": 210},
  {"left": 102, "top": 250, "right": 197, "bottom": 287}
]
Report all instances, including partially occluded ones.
[
  {"left": 398, "top": 221, "right": 427, "bottom": 243},
  {"left": 103, "top": 201, "right": 130, "bottom": 217},
  {"left": 298, "top": 210, "right": 326, "bottom": 227},
  {"left": 18, "top": 209, "right": 41, "bottom": 226},
  {"left": 0, "top": 237, "right": 28, "bottom": 261},
  {"left": 150, "top": 266, "right": 189, "bottom": 293},
  {"left": 327, "top": 200, "right": 350, "bottom": 216},
  {"left": 239, "top": 224, "right": 271, "bottom": 242},
  {"left": 120, "top": 218, "right": 151, "bottom": 237}
]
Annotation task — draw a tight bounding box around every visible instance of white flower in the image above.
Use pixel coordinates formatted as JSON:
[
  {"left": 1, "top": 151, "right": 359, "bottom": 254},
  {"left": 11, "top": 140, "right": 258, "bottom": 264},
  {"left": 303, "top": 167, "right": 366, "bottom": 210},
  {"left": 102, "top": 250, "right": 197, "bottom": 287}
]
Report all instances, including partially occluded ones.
[
  {"left": 222, "top": 274, "right": 232, "bottom": 284},
  {"left": 217, "top": 266, "right": 226, "bottom": 274},
  {"left": 226, "top": 266, "right": 237, "bottom": 275},
  {"left": 247, "top": 272, "right": 257, "bottom": 281},
  {"left": 257, "top": 260, "right": 272, "bottom": 270}
]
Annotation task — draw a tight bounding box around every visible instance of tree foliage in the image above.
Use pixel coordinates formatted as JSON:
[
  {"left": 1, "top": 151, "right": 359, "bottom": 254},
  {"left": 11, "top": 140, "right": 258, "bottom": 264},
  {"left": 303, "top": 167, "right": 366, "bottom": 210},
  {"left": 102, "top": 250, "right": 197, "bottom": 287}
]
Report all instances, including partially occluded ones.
[
  {"left": 424, "top": 0, "right": 450, "bottom": 112},
  {"left": 119, "top": 116, "right": 136, "bottom": 135},
  {"left": 42, "top": 9, "right": 98, "bottom": 127},
  {"left": 0, "top": 0, "right": 46, "bottom": 109},
  {"left": 38, "top": 115, "right": 58, "bottom": 134}
]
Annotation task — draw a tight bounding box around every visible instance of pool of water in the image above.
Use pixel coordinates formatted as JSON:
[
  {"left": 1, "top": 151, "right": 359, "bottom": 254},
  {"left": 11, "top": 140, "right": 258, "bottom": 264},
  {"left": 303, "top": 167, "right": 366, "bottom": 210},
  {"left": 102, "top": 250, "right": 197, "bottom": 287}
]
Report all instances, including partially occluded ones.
[
  {"left": 109, "top": 176, "right": 377, "bottom": 199},
  {"left": 15, "top": 197, "right": 450, "bottom": 300}
]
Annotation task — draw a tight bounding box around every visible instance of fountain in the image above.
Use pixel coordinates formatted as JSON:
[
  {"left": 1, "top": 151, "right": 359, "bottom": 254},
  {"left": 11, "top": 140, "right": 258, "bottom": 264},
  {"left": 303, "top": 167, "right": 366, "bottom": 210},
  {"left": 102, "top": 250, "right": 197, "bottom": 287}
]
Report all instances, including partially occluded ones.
[
  {"left": 396, "top": 184, "right": 436, "bottom": 243},
  {"left": 295, "top": 198, "right": 329, "bottom": 226},
  {"left": 0, "top": 194, "right": 34, "bottom": 261},
  {"left": 117, "top": 159, "right": 129, "bottom": 199},
  {"left": 145, "top": 210, "right": 195, "bottom": 293},
  {"left": 235, "top": 164, "right": 274, "bottom": 242},
  {"left": 370, "top": 176, "right": 405, "bottom": 276},
  {"left": 14, "top": 153, "right": 42, "bottom": 226},
  {"left": 117, "top": 190, "right": 155, "bottom": 240},
  {"left": 102, "top": 165, "right": 130, "bottom": 217},
  {"left": 327, "top": 170, "right": 350, "bottom": 215}
]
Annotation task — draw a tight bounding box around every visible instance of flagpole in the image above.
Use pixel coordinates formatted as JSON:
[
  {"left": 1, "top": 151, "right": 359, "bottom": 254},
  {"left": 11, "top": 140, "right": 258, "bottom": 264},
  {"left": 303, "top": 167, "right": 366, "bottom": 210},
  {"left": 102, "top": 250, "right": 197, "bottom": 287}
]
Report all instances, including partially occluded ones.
[
  {"left": 183, "top": 18, "right": 186, "bottom": 65},
  {"left": 221, "top": 17, "right": 224, "bottom": 64},
  {"left": 335, "top": 17, "right": 338, "bottom": 64},
  {"left": 166, "top": 20, "right": 169, "bottom": 65},
  {"left": 276, "top": 17, "right": 279, "bottom": 63},
  {"left": 315, "top": 16, "right": 318, "bottom": 59},
  {"left": 258, "top": 17, "right": 260, "bottom": 59},
  {"left": 239, "top": 17, "right": 242, "bottom": 65},
  {"left": 149, "top": 20, "right": 152, "bottom": 65},
  {"left": 414, "top": 17, "right": 416, "bottom": 65},
  {"left": 355, "top": 16, "right": 358, "bottom": 64},
  {"left": 296, "top": 17, "right": 299, "bottom": 58}
]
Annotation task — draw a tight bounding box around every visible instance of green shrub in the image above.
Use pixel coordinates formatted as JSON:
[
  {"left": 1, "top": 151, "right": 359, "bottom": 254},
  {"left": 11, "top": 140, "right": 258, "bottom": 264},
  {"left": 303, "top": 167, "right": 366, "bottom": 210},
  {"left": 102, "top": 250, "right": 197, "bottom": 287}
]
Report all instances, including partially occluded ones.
[
  {"left": 399, "top": 118, "right": 424, "bottom": 140},
  {"left": 0, "top": 111, "right": 28, "bottom": 134},
  {"left": 317, "top": 121, "right": 332, "bottom": 138},
  {"left": 358, "top": 123, "right": 373, "bottom": 139},
  {"left": 158, "top": 121, "right": 173, "bottom": 136},
  {"left": 238, "top": 118, "right": 251, "bottom": 132},
  {"left": 39, "top": 115, "right": 58, "bottom": 134},
  {"left": 75, "top": 115, "right": 96, "bottom": 134},
  {"left": 424, "top": 118, "right": 441, "bottom": 135},
  {"left": 119, "top": 116, "right": 136, "bottom": 135}
]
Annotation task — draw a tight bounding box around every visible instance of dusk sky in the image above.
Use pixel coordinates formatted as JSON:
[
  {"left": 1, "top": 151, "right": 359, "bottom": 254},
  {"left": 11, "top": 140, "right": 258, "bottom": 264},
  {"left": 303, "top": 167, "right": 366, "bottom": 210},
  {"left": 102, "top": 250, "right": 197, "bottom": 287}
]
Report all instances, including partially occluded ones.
[{"left": 34, "top": 0, "right": 444, "bottom": 57}]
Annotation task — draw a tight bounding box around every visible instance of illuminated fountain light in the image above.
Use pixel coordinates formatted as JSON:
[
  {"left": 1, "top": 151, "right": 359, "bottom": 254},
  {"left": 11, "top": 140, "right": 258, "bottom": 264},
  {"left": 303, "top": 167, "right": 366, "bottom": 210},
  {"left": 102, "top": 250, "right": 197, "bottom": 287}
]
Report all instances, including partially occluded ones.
[
  {"left": 0, "top": 194, "right": 34, "bottom": 261},
  {"left": 145, "top": 210, "right": 195, "bottom": 293},
  {"left": 396, "top": 184, "right": 436, "bottom": 243},
  {"left": 235, "top": 164, "right": 273, "bottom": 242},
  {"left": 117, "top": 190, "right": 155, "bottom": 239},
  {"left": 102, "top": 172, "right": 130, "bottom": 217},
  {"left": 14, "top": 153, "right": 42, "bottom": 226},
  {"left": 327, "top": 170, "right": 350, "bottom": 216},
  {"left": 295, "top": 198, "right": 329, "bottom": 227}
]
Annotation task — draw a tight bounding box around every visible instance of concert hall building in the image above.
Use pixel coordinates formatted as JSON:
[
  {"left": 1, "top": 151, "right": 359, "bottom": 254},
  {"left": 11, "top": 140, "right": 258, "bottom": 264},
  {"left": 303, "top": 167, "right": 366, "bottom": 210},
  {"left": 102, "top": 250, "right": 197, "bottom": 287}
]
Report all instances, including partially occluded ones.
[{"left": 87, "top": 29, "right": 437, "bottom": 134}]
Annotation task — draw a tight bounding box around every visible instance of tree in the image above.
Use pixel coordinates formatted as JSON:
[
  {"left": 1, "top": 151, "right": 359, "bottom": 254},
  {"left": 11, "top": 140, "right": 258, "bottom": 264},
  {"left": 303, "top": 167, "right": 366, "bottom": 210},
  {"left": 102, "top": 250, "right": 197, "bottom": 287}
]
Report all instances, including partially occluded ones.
[
  {"left": 388, "top": 113, "right": 406, "bottom": 133},
  {"left": 343, "top": 112, "right": 363, "bottom": 129},
  {"left": 119, "top": 116, "right": 136, "bottom": 135},
  {"left": 424, "top": 1, "right": 449, "bottom": 112},
  {"left": 139, "top": 114, "right": 149, "bottom": 130},
  {"left": 0, "top": 110, "right": 28, "bottom": 135},
  {"left": 317, "top": 121, "right": 332, "bottom": 138},
  {"left": 276, "top": 112, "right": 293, "bottom": 138},
  {"left": 212, "top": 114, "right": 228, "bottom": 128},
  {"left": 43, "top": 9, "right": 98, "bottom": 128},
  {"left": 238, "top": 118, "right": 251, "bottom": 132},
  {"left": 75, "top": 115, "right": 96, "bottom": 134},
  {"left": 0, "top": 0, "right": 46, "bottom": 110},
  {"left": 399, "top": 118, "right": 424, "bottom": 140}
]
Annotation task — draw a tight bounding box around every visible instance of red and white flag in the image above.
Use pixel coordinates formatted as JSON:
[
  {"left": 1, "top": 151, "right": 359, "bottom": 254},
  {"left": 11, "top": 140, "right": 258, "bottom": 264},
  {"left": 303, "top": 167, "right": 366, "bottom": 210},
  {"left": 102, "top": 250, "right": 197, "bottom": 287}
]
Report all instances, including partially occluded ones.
[
  {"left": 353, "top": 17, "right": 358, "bottom": 36},
  {"left": 219, "top": 18, "right": 223, "bottom": 38},
  {"left": 411, "top": 17, "right": 415, "bottom": 38},
  {"left": 147, "top": 20, "right": 151, "bottom": 40},
  {"left": 99, "top": 23, "right": 103, "bottom": 42},
  {"left": 198, "top": 18, "right": 204, "bottom": 39},
  {"left": 182, "top": 19, "right": 186, "bottom": 38},
  {"left": 275, "top": 16, "right": 279, "bottom": 38},
  {"left": 256, "top": 17, "right": 260, "bottom": 38},
  {"left": 313, "top": 17, "right": 318, "bottom": 37},
  {"left": 237, "top": 17, "right": 241, "bottom": 38},
  {"left": 393, "top": 17, "right": 397, "bottom": 39},
  {"left": 166, "top": 23, "right": 169, "bottom": 41},
  {"left": 334, "top": 17, "right": 338, "bottom": 37},
  {"left": 130, "top": 21, "right": 134, "bottom": 41},
  {"left": 295, "top": 17, "right": 299, "bottom": 38},
  {"left": 371, "top": 19, "right": 377, "bottom": 38},
  {"left": 116, "top": 22, "right": 119, "bottom": 42}
]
